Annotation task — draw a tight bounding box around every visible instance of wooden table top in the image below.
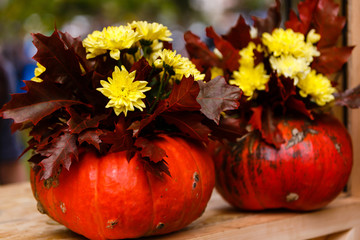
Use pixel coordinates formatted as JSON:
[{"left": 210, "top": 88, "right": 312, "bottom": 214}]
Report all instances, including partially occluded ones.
[{"left": 1, "top": 182, "right": 360, "bottom": 240}]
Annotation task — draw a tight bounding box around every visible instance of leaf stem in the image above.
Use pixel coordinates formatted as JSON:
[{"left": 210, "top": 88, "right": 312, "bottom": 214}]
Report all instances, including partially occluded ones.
[{"left": 148, "top": 70, "right": 168, "bottom": 114}]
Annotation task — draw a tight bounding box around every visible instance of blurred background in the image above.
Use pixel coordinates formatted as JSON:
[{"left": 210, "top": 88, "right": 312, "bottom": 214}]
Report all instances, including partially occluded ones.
[{"left": 0, "top": 0, "right": 305, "bottom": 90}]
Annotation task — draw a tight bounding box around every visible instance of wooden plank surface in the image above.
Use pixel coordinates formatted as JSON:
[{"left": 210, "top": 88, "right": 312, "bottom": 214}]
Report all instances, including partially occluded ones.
[
  {"left": 347, "top": 0, "right": 360, "bottom": 198},
  {"left": 1, "top": 182, "right": 360, "bottom": 240}
]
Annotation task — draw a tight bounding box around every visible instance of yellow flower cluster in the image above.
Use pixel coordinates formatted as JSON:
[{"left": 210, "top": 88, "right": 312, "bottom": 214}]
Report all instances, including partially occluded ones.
[
  {"left": 87, "top": 21, "right": 204, "bottom": 116},
  {"left": 229, "top": 42, "right": 269, "bottom": 98},
  {"left": 262, "top": 28, "right": 320, "bottom": 84},
  {"left": 297, "top": 70, "right": 335, "bottom": 106},
  {"left": 261, "top": 28, "right": 335, "bottom": 106},
  {"left": 130, "top": 21, "right": 172, "bottom": 42},
  {"left": 97, "top": 66, "right": 151, "bottom": 116},
  {"left": 83, "top": 21, "right": 173, "bottom": 60},
  {"left": 154, "top": 49, "right": 205, "bottom": 82}
]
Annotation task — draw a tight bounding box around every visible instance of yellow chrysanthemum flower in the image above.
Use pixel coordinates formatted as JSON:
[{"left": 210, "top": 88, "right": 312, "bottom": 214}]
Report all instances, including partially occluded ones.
[
  {"left": 307, "top": 29, "right": 321, "bottom": 44},
  {"left": 262, "top": 28, "right": 306, "bottom": 57},
  {"left": 31, "top": 62, "right": 46, "bottom": 82},
  {"left": 97, "top": 66, "right": 151, "bottom": 116},
  {"left": 83, "top": 26, "right": 141, "bottom": 60},
  {"left": 210, "top": 67, "right": 224, "bottom": 79},
  {"left": 82, "top": 30, "right": 107, "bottom": 59},
  {"left": 262, "top": 28, "right": 320, "bottom": 62},
  {"left": 297, "top": 70, "right": 336, "bottom": 106},
  {"left": 181, "top": 60, "right": 205, "bottom": 81},
  {"left": 102, "top": 26, "right": 141, "bottom": 60},
  {"left": 239, "top": 42, "right": 263, "bottom": 67},
  {"left": 229, "top": 41, "right": 269, "bottom": 99},
  {"left": 130, "top": 21, "right": 172, "bottom": 42},
  {"left": 229, "top": 63, "right": 269, "bottom": 99},
  {"left": 269, "top": 55, "right": 310, "bottom": 85},
  {"left": 154, "top": 49, "right": 204, "bottom": 81}
]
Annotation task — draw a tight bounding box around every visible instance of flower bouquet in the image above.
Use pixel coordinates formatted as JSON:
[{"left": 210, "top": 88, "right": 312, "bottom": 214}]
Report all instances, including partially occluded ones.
[
  {"left": 185, "top": 0, "right": 358, "bottom": 211},
  {"left": 0, "top": 21, "right": 241, "bottom": 239}
]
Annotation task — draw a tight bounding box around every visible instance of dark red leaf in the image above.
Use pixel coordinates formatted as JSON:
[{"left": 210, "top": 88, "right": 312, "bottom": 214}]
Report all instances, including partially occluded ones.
[
  {"left": 78, "top": 129, "right": 105, "bottom": 151},
  {"left": 314, "top": 0, "right": 346, "bottom": 48},
  {"left": 58, "top": 31, "right": 94, "bottom": 74},
  {"left": 37, "top": 132, "right": 78, "bottom": 180},
  {"left": 334, "top": 85, "right": 360, "bottom": 108},
  {"left": 286, "top": 0, "right": 345, "bottom": 48},
  {"left": 162, "top": 112, "right": 211, "bottom": 142},
  {"left": 130, "top": 57, "right": 154, "bottom": 81},
  {"left": 285, "top": 0, "right": 318, "bottom": 34},
  {"left": 130, "top": 113, "right": 158, "bottom": 138},
  {"left": 32, "top": 30, "right": 99, "bottom": 105},
  {"left": 286, "top": 97, "right": 314, "bottom": 120},
  {"left": 206, "top": 27, "right": 240, "bottom": 72},
  {"left": 249, "top": 106, "right": 284, "bottom": 148},
  {"left": 100, "top": 120, "right": 133, "bottom": 153},
  {"left": 206, "top": 117, "right": 248, "bottom": 142},
  {"left": 271, "top": 76, "right": 296, "bottom": 102},
  {"left": 32, "top": 30, "right": 82, "bottom": 83},
  {"left": 134, "top": 137, "right": 167, "bottom": 163},
  {"left": 0, "top": 81, "right": 85, "bottom": 128},
  {"left": 197, "top": 76, "right": 241, "bottom": 124},
  {"left": 184, "top": 31, "right": 220, "bottom": 69},
  {"left": 131, "top": 77, "right": 201, "bottom": 137},
  {"left": 28, "top": 153, "right": 46, "bottom": 165},
  {"left": 252, "top": 0, "right": 281, "bottom": 35},
  {"left": 29, "top": 117, "right": 66, "bottom": 143},
  {"left": 312, "top": 46, "right": 353, "bottom": 75},
  {"left": 222, "top": 15, "right": 251, "bottom": 50},
  {"left": 249, "top": 106, "right": 263, "bottom": 132},
  {"left": 163, "top": 76, "right": 201, "bottom": 112},
  {"left": 141, "top": 158, "right": 171, "bottom": 178},
  {"left": 67, "top": 107, "right": 109, "bottom": 134}
]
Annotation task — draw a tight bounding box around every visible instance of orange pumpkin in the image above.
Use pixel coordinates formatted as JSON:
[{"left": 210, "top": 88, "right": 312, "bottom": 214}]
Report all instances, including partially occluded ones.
[
  {"left": 31, "top": 134, "right": 215, "bottom": 240},
  {"left": 212, "top": 114, "right": 353, "bottom": 211}
]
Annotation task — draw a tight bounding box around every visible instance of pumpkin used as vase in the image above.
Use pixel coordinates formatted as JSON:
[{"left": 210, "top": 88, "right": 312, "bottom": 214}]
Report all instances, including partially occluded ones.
[
  {"left": 31, "top": 134, "right": 215, "bottom": 240},
  {"left": 211, "top": 114, "right": 352, "bottom": 211},
  {"left": 0, "top": 20, "right": 241, "bottom": 240}
]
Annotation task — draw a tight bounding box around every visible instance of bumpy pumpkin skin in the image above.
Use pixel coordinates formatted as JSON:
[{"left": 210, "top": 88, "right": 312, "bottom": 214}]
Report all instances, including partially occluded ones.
[
  {"left": 212, "top": 114, "right": 353, "bottom": 211},
  {"left": 30, "top": 135, "right": 215, "bottom": 240}
]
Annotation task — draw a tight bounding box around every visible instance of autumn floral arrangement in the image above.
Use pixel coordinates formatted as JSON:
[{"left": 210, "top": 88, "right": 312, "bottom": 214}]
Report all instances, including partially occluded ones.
[
  {"left": 185, "top": 0, "right": 358, "bottom": 211},
  {"left": 1, "top": 21, "right": 241, "bottom": 179},
  {"left": 0, "top": 21, "right": 241, "bottom": 239}
]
